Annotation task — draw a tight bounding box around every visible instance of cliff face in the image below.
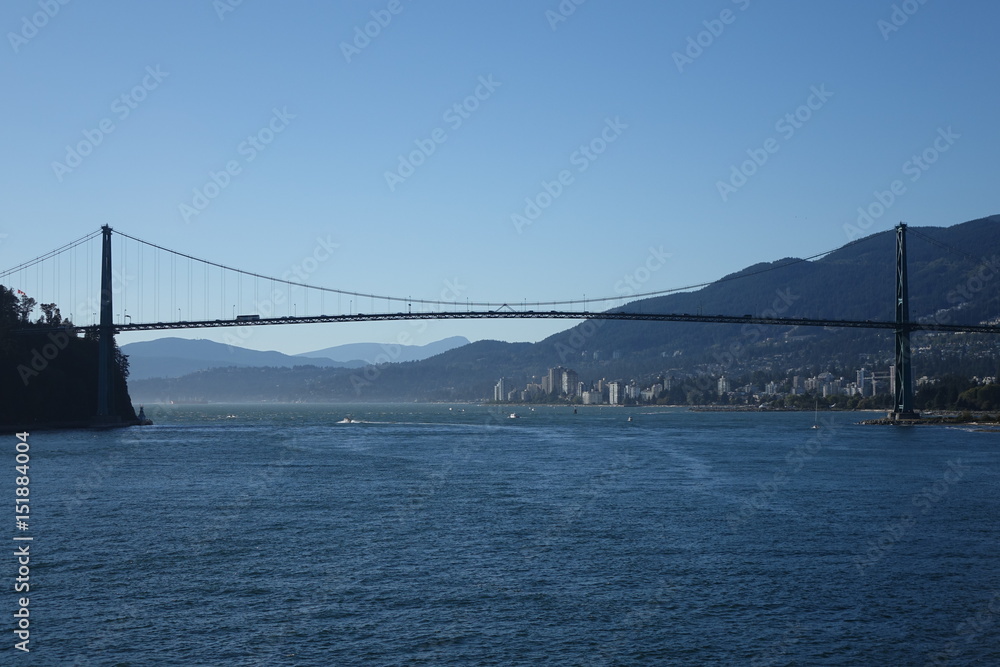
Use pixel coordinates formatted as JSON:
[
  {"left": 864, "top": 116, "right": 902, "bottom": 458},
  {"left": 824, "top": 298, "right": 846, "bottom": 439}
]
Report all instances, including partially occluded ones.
[{"left": 0, "top": 287, "right": 136, "bottom": 428}]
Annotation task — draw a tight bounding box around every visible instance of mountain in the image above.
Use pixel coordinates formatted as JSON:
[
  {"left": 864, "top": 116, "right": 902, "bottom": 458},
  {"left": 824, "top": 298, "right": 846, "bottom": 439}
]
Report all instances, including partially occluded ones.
[
  {"left": 122, "top": 335, "right": 473, "bottom": 381},
  {"left": 534, "top": 215, "right": 1000, "bottom": 362},
  {"left": 120, "top": 337, "right": 360, "bottom": 380},
  {"left": 129, "top": 215, "right": 1000, "bottom": 403},
  {"left": 297, "top": 336, "right": 470, "bottom": 364}
]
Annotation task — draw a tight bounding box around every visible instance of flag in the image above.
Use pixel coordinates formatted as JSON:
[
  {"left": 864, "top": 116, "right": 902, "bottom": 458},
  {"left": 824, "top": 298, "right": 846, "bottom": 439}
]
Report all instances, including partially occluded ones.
[{"left": 16, "top": 289, "right": 25, "bottom": 295}]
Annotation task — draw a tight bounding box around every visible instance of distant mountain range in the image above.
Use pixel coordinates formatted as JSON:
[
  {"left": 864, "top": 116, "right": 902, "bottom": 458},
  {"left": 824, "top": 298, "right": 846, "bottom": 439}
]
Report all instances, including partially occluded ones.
[
  {"left": 122, "top": 336, "right": 470, "bottom": 380},
  {"left": 128, "top": 215, "right": 1000, "bottom": 403},
  {"left": 296, "top": 336, "right": 471, "bottom": 364}
]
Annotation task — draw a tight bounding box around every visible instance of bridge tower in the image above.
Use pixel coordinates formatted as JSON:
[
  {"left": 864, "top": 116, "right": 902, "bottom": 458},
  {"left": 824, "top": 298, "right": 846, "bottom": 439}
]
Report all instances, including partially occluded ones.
[
  {"left": 891, "top": 222, "right": 919, "bottom": 421},
  {"left": 94, "top": 224, "right": 118, "bottom": 424}
]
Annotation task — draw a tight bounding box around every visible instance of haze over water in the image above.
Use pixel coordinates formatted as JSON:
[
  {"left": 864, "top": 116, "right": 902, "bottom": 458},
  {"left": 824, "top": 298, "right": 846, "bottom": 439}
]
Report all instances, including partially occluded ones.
[{"left": 15, "top": 404, "right": 997, "bottom": 664}]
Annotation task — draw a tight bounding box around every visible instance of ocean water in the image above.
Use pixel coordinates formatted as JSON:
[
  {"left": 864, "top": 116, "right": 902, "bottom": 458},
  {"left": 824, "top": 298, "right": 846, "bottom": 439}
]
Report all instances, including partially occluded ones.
[{"left": 8, "top": 404, "right": 1000, "bottom": 665}]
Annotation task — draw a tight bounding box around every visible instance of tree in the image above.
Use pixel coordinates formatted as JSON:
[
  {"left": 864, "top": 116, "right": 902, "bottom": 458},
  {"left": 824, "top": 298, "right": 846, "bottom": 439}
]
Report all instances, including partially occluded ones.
[
  {"left": 0, "top": 286, "right": 18, "bottom": 327},
  {"left": 16, "top": 295, "right": 36, "bottom": 323},
  {"left": 37, "top": 303, "right": 62, "bottom": 325}
]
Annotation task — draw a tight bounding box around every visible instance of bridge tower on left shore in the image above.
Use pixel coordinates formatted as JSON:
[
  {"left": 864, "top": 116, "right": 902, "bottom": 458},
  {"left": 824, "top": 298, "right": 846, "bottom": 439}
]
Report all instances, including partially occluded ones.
[{"left": 93, "top": 225, "right": 118, "bottom": 424}]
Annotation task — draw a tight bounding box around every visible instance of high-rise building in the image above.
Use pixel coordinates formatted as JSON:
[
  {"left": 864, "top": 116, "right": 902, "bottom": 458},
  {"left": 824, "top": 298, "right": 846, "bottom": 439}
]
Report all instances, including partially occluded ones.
[
  {"left": 718, "top": 376, "right": 730, "bottom": 394},
  {"left": 494, "top": 378, "right": 506, "bottom": 402},
  {"left": 548, "top": 367, "right": 566, "bottom": 395},
  {"left": 608, "top": 382, "right": 621, "bottom": 405},
  {"left": 562, "top": 369, "right": 579, "bottom": 397}
]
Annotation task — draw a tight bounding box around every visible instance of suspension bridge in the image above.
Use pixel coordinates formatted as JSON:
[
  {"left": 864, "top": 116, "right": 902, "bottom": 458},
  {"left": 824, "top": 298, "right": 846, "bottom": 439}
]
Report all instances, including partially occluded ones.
[{"left": 3, "top": 223, "right": 996, "bottom": 423}]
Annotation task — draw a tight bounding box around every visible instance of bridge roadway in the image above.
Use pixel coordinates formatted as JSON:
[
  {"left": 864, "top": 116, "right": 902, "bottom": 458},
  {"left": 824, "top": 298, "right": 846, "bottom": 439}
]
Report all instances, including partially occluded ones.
[{"left": 64, "top": 310, "right": 1000, "bottom": 335}]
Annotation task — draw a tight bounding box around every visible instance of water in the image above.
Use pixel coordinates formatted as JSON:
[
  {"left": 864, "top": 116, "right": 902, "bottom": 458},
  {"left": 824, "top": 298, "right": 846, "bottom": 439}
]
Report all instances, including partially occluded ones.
[{"left": 9, "top": 405, "right": 1000, "bottom": 665}]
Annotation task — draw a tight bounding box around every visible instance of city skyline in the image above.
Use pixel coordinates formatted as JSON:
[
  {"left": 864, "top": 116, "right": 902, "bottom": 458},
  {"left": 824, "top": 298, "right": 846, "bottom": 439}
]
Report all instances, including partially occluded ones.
[{"left": 492, "top": 363, "right": 903, "bottom": 407}]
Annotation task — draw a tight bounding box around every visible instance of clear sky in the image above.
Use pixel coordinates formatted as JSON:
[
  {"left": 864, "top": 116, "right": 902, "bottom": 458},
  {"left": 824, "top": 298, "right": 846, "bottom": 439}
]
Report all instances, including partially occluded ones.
[{"left": 2, "top": 0, "right": 997, "bottom": 355}]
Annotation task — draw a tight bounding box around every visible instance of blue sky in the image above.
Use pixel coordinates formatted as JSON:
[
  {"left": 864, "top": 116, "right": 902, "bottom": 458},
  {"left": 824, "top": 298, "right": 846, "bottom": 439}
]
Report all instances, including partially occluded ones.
[{"left": 1, "top": 0, "right": 996, "bottom": 355}]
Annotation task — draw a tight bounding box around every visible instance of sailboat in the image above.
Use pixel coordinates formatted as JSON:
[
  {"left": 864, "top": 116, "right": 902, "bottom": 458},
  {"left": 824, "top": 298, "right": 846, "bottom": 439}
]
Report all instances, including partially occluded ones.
[{"left": 811, "top": 400, "right": 821, "bottom": 429}]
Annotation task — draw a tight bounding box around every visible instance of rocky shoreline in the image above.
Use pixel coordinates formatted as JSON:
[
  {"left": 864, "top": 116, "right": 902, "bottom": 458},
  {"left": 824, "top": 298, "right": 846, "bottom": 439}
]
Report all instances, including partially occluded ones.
[{"left": 859, "top": 413, "right": 1000, "bottom": 426}]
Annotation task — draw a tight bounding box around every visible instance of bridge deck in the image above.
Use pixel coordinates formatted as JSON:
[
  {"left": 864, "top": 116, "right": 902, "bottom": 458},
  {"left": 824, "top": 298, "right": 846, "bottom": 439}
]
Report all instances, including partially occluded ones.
[{"left": 34, "top": 310, "right": 1000, "bottom": 335}]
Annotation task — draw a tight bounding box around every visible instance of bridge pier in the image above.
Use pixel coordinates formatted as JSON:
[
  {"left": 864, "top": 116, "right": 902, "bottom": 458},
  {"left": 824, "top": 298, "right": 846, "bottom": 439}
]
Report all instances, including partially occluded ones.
[{"left": 891, "top": 223, "right": 919, "bottom": 421}]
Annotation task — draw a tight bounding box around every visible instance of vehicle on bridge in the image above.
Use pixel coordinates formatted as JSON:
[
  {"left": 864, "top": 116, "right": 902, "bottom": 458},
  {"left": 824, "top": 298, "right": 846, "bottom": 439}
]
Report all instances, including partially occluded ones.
[{"left": 235, "top": 314, "right": 260, "bottom": 321}]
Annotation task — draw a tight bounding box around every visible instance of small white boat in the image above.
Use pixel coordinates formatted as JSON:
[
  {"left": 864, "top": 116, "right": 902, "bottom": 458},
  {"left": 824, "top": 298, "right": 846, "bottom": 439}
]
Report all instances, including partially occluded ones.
[
  {"left": 337, "top": 416, "right": 361, "bottom": 424},
  {"left": 627, "top": 415, "right": 633, "bottom": 422},
  {"left": 508, "top": 412, "right": 520, "bottom": 419}
]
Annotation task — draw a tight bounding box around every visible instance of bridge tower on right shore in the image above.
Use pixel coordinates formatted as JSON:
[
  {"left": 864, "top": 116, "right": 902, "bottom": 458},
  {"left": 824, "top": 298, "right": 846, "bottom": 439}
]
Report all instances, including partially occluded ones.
[{"left": 891, "top": 222, "right": 919, "bottom": 421}]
